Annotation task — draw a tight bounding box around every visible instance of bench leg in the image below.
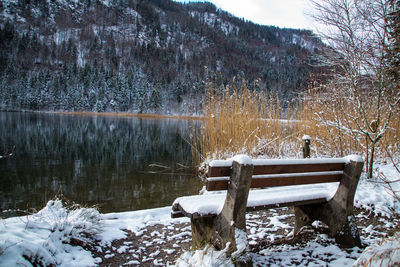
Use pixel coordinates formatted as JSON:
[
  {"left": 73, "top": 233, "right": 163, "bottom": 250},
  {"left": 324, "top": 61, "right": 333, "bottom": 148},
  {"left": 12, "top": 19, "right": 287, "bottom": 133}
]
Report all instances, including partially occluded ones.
[
  {"left": 191, "top": 216, "right": 217, "bottom": 249},
  {"left": 294, "top": 158, "right": 363, "bottom": 248},
  {"left": 294, "top": 206, "right": 313, "bottom": 233},
  {"left": 190, "top": 215, "right": 253, "bottom": 266},
  {"left": 190, "top": 159, "right": 254, "bottom": 265},
  {"left": 214, "top": 160, "right": 254, "bottom": 256},
  {"left": 321, "top": 200, "right": 360, "bottom": 248},
  {"left": 190, "top": 215, "right": 237, "bottom": 252},
  {"left": 294, "top": 202, "right": 361, "bottom": 248}
]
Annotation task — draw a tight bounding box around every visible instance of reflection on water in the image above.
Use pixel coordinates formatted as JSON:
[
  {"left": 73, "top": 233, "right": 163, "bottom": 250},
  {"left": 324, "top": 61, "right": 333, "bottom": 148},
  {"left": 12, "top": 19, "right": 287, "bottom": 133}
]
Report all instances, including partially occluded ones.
[{"left": 0, "top": 112, "right": 203, "bottom": 217}]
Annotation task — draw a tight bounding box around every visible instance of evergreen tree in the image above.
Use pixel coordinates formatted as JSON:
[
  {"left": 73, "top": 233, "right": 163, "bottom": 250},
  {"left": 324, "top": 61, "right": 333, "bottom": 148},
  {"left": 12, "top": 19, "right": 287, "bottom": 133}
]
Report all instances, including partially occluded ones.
[{"left": 149, "top": 86, "right": 161, "bottom": 111}]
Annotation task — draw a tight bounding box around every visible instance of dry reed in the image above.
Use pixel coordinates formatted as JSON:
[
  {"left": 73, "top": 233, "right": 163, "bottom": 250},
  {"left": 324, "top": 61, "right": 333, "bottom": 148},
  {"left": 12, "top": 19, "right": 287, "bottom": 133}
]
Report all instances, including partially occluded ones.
[
  {"left": 192, "top": 78, "right": 399, "bottom": 167},
  {"left": 192, "top": 78, "right": 306, "bottom": 164}
]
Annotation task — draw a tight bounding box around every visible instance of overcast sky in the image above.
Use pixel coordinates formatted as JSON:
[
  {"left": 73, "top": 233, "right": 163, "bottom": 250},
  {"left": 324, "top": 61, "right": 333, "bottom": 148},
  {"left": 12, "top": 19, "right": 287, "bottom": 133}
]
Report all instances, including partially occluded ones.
[{"left": 173, "top": 0, "right": 316, "bottom": 30}]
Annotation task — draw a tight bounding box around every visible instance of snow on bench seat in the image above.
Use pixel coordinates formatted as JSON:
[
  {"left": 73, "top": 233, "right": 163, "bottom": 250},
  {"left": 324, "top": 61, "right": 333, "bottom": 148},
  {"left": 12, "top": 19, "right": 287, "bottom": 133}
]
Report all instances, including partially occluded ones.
[
  {"left": 208, "top": 155, "right": 363, "bottom": 168},
  {"left": 172, "top": 182, "right": 339, "bottom": 219}
]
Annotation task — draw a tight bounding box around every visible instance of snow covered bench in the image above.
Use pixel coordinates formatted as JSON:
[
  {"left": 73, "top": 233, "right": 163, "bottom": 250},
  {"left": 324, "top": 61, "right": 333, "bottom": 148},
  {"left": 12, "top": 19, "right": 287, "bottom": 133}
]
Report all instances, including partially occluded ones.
[{"left": 171, "top": 155, "right": 364, "bottom": 256}]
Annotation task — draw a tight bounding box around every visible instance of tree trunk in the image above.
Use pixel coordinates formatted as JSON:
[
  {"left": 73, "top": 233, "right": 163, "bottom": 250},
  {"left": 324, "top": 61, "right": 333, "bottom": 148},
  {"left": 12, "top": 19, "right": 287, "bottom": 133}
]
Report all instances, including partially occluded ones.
[
  {"left": 368, "top": 142, "right": 376, "bottom": 179},
  {"left": 365, "top": 136, "right": 369, "bottom": 178}
]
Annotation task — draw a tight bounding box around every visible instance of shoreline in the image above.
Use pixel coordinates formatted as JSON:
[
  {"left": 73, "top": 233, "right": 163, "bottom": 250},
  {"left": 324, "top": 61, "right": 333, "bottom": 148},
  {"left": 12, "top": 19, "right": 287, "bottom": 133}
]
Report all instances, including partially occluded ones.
[
  {"left": 54, "top": 111, "right": 204, "bottom": 121},
  {"left": 1, "top": 109, "right": 204, "bottom": 121}
]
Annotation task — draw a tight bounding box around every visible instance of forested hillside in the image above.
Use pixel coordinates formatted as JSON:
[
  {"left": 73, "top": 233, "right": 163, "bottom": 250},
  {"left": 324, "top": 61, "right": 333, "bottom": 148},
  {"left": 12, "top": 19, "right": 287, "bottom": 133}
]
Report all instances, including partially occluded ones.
[{"left": 0, "top": 0, "right": 324, "bottom": 114}]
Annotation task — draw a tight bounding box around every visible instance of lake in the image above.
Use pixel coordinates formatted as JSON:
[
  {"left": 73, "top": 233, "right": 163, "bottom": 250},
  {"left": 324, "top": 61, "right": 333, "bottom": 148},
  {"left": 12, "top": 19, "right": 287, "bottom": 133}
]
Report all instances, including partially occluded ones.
[{"left": 0, "top": 112, "right": 203, "bottom": 217}]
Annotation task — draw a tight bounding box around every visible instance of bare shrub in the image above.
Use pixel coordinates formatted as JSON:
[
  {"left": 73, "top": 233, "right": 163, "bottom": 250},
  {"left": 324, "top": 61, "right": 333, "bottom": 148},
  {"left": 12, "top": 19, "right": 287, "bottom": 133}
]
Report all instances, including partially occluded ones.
[{"left": 305, "top": 0, "right": 399, "bottom": 177}]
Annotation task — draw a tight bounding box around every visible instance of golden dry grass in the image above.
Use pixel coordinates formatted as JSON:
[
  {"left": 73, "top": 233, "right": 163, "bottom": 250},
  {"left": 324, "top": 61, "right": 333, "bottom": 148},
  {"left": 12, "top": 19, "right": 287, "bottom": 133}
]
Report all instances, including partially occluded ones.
[
  {"left": 192, "top": 78, "right": 308, "bottom": 163},
  {"left": 193, "top": 78, "right": 400, "bottom": 165}
]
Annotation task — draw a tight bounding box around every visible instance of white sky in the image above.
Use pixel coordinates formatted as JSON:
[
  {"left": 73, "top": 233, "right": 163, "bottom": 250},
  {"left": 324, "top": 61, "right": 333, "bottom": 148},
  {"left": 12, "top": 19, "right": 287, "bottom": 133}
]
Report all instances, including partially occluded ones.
[{"left": 173, "top": 0, "right": 316, "bottom": 30}]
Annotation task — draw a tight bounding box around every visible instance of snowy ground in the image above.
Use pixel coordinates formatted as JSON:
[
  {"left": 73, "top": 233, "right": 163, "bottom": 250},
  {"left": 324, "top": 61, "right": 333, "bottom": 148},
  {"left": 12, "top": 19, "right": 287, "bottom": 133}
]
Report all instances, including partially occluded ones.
[{"left": 1, "top": 163, "right": 399, "bottom": 266}]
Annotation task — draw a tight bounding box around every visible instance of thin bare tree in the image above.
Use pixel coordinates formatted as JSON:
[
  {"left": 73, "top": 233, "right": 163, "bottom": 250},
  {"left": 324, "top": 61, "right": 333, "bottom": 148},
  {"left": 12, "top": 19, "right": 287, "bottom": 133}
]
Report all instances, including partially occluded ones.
[{"left": 308, "top": 0, "right": 399, "bottom": 178}]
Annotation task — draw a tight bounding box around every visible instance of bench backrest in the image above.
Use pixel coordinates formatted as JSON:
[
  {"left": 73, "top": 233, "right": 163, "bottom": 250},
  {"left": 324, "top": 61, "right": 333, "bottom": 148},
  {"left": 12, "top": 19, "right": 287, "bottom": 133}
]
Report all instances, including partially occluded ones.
[{"left": 206, "top": 158, "right": 348, "bottom": 191}]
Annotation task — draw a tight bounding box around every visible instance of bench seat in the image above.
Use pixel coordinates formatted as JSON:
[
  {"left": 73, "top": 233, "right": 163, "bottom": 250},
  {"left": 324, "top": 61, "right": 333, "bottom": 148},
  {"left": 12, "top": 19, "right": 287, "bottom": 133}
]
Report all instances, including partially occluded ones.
[{"left": 172, "top": 182, "right": 339, "bottom": 219}]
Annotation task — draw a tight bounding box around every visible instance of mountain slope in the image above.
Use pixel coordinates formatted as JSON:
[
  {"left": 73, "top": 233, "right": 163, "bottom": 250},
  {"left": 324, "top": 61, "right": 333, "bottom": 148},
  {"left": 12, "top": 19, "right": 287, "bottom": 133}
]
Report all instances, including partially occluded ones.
[{"left": 0, "top": 0, "right": 324, "bottom": 114}]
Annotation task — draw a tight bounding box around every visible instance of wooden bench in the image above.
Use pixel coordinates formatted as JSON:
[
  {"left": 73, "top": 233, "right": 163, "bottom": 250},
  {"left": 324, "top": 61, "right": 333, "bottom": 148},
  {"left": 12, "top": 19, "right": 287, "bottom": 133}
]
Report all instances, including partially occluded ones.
[{"left": 171, "top": 155, "right": 364, "bottom": 256}]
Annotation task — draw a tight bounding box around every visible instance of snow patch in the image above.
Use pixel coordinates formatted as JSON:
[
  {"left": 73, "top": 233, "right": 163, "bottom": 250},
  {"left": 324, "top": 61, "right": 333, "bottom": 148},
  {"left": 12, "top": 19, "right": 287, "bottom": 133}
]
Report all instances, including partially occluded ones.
[
  {"left": 99, "top": 207, "right": 189, "bottom": 244},
  {"left": 209, "top": 156, "right": 350, "bottom": 168},
  {"left": 355, "top": 167, "right": 400, "bottom": 217},
  {"left": 252, "top": 157, "right": 347, "bottom": 166},
  {"left": 209, "top": 159, "right": 233, "bottom": 167},
  {"left": 232, "top": 154, "right": 252, "bottom": 166},
  {"left": 345, "top": 154, "right": 364, "bottom": 163},
  {"left": 175, "top": 245, "right": 234, "bottom": 267},
  {"left": 232, "top": 228, "right": 248, "bottom": 257}
]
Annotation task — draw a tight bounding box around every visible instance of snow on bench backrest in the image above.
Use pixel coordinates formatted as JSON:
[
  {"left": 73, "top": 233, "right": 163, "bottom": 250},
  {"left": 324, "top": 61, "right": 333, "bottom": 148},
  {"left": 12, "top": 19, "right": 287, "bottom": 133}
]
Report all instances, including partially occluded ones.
[{"left": 206, "top": 155, "right": 363, "bottom": 191}]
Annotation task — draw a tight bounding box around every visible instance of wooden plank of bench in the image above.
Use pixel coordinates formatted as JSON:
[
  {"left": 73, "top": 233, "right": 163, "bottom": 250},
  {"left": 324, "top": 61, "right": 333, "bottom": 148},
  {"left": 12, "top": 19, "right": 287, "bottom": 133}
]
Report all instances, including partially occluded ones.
[
  {"left": 208, "top": 162, "right": 345, "bottom": 177},
  {"left": 245, "top": 197, "right": 327, "bottom": 212},
  {"left": 172, "top": 183, "right": 337, "bottom": 219},
  {"left": 171, "top": 193, "right": 226, "bottom": 219},
  {"left": 172, "top": 197, "right": 329, "bottom": 219},
  {"left": 171, "top": 210, "right": 185, "bottom": 218},
  {"left": 206, "top": 171, "right": 343, "bottom": 191},
  {"left": 172, "top": 207, "right": 217, "bottom": 219},
  {"left": 171, "top": 198, "right": 326, "bottom": 219},
  {"left": 171, "top": 200, "right": 222, "bottom": 219}
]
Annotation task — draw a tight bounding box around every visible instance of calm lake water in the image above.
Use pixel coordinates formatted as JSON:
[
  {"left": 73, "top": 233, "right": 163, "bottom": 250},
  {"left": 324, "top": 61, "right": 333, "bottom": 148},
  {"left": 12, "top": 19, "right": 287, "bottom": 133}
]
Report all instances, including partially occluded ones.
[{"left": 0, "top": 112, "right": 203, "bottom": 217}]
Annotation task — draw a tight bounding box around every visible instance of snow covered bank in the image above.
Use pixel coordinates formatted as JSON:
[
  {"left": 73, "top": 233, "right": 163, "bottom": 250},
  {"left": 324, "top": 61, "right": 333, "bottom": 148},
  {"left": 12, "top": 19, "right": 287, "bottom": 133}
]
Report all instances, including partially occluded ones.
[
  {"left": 0, "top": 199, "right": 101, "bottom": 266},
  {"left": 0, "top": 202, "right": 190, "bottom": 266},
  {"left": 355, "top": 163, "right": 400, "bottom": 217},
  {"left": 99, "top": 207, "right": 189, "bottom": 245}
]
